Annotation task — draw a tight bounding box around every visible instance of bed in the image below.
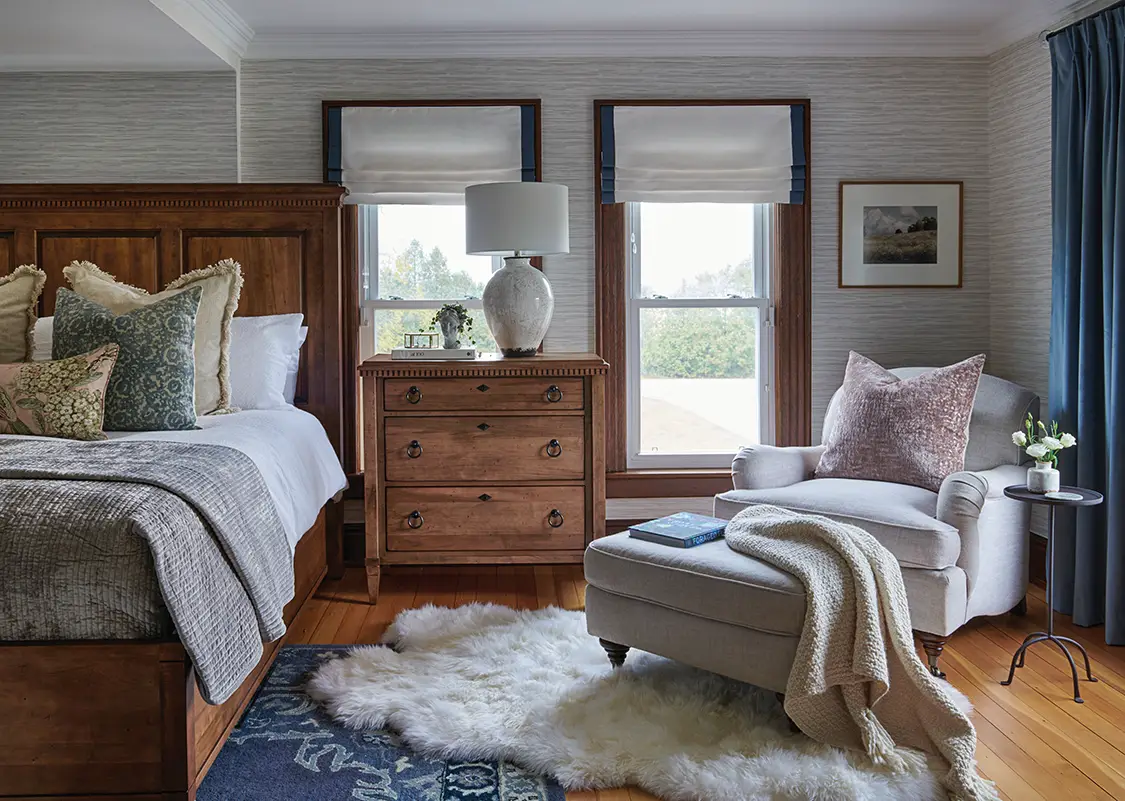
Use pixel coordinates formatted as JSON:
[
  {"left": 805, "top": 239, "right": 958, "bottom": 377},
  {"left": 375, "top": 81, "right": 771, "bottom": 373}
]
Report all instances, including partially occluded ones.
[{"left": 0, "top": 183, "right": 348, "bottom": 801}]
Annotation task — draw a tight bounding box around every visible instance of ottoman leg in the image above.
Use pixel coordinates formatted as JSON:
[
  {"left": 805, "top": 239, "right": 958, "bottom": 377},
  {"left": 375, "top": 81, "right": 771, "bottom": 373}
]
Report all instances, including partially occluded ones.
[
  {"left": 599, "top": 638, "right": 630, "bottom": 668},
  {"left": 917, "top": 631, "right": 948, "bottom": 679}
]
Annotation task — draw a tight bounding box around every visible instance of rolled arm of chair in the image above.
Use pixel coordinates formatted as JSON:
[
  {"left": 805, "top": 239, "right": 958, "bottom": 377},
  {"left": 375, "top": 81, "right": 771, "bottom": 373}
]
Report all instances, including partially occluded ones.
[
  {"left": 731, "top": 444, "right": 826, "bottom": 490},
  {"left": 937, "top": 464, "right": 1029, "bottom": 597}
]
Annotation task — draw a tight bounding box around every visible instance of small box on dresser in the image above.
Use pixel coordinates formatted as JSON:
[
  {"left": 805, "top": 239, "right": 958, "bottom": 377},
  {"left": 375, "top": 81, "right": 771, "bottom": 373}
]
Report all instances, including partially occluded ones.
[{"left": 360, "top": 353, "right": 608, "bottom": 601}]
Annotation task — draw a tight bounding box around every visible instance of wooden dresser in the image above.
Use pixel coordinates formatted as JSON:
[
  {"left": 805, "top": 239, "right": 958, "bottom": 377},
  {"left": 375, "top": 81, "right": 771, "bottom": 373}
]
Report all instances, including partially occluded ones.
[{"left": 360, "top": 353, "right": 608, "bottom": 601}]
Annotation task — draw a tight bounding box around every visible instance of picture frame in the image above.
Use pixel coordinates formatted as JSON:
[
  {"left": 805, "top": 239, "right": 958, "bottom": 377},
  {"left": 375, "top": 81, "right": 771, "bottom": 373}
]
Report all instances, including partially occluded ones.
[{"left": 838, "top": 181, "right": 964, "bottom": 288}]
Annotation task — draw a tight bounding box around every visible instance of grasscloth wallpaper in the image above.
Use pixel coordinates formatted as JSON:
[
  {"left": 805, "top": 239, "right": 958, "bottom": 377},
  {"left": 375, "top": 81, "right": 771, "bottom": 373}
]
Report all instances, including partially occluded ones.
[
  {"left": 0, "top": 72, "right": 237, "bottom": 182},
  {"left": 988, "top": 36, "right": 1053, "bottom": 408},
  {"left": 239, "top": 57, "right": 991, "bottom": 436}
]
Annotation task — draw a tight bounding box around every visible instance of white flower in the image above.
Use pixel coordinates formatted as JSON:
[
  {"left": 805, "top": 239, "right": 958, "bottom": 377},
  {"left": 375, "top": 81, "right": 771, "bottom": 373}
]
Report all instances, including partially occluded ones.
[
  {"left": 1012, "top": 431, "right": 1027, "bottom": 446},
  {"left": 1061, "top": 433, "right": 1077, "bottom": 448},
  {"left": 1027, "top": 443, "right": 1049, "bottom": 460},
  {"left": 1043, "top": 436, "right": 1063, "bottom": 451}
]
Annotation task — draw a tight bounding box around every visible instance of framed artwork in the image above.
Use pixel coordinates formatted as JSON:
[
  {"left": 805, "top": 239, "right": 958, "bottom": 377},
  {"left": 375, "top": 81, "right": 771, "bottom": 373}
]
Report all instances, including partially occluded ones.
[{"left": 838, "top": 181, "right": 963, "bottom": 288}]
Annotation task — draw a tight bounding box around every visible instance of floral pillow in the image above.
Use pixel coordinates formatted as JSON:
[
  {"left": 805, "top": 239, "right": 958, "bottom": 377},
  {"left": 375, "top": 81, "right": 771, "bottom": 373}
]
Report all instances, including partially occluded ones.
[{"left": 0, "top": 344, "right": 119, "bottom": 441}]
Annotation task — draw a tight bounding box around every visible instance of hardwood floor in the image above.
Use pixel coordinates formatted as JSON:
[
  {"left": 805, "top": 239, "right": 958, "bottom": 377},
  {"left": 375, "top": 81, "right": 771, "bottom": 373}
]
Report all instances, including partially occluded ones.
[{"left": 289, "top": 567, "right": 1125, "bottom": 801}]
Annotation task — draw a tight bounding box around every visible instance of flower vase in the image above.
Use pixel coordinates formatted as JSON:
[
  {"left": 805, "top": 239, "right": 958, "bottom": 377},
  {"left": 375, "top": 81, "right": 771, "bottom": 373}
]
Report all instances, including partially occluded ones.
[{"left": 1027, "top": 461, "right": 1060, "bottom": 493}]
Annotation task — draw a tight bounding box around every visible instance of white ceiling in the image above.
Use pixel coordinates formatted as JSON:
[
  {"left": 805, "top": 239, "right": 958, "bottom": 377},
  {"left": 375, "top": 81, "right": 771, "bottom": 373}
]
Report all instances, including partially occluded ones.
[
  {"left": 0, "top": 0, "right": 227, "bottom": 71},
  {"left": 0, "top": 0, "right": 1094, "bottom": 71}
]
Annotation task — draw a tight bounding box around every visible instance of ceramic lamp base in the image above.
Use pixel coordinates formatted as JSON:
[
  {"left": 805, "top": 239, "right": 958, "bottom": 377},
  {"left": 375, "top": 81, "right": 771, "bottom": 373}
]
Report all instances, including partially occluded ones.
[{"left": 482, "top": 256, "right": 554, "bottom": 357}]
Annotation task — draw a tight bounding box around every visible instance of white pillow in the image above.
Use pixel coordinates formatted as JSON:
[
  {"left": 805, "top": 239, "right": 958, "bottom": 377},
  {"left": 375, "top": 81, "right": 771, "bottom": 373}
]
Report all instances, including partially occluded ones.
[
  {"left": 229, "top": 314, "right": 304, "bottom": 410},
  {"left": 32, "top": 316, "right": 53, "bottom": 361},
  {"left": 284, "top": 326, "right": 308, "bottom": 405}
]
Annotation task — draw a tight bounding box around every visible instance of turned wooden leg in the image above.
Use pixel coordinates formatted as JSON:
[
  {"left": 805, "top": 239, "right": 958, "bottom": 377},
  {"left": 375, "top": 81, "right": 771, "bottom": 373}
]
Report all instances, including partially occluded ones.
[
  {"left": 917, "top": 631, "right": 948, "bottom": 679},
  {"left": 599, "top": 638, "right": 630, "bottom": 668},
  {"left": 1010, "top": 596, "right": 1028, "bottom": 616},
  {"left": 365, "top": 558, "right": 382, "bottom": 604}
]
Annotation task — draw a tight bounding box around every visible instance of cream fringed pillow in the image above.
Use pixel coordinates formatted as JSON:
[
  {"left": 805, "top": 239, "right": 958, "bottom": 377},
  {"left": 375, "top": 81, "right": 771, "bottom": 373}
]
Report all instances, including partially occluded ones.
[
  {"left": 815, "top": 352, "right": 986, "bottom": 492},
  {"left": 0, "top": 265, "right": 46, "bottom": 363},
  {"left": 63, "top": 259, "right": 242, "bottom": 415}
]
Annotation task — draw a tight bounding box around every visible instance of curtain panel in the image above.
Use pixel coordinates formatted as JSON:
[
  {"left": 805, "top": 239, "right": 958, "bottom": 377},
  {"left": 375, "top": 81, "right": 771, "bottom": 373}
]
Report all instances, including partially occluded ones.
[
  {"left": 598, "top": 104, "right": 807, "bottom": 204},
  {"left": 326, "top": 104, "right": 538, "bottom": 204},
  {"left": 1049, "top": 6, "right": 1125, "bottom": 643}
]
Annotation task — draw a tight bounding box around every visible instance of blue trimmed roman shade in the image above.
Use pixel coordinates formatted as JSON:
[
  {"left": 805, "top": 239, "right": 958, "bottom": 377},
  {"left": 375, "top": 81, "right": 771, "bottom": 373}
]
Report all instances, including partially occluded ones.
[
  {"left": 326, "top": 104, "right": 538, "bottom": 204},
  {"left": 599, "top": 103, "right": 808, "bottom": 204}
]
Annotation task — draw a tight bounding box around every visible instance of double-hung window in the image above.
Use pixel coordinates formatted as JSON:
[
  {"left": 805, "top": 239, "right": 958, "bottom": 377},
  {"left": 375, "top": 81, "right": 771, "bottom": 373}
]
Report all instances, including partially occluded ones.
[
  {"left": 359, "top": 205, "right": 500, "bottom": 360},
  {"left": 625, "top": 202, "right": 774, "bottom": 467}
]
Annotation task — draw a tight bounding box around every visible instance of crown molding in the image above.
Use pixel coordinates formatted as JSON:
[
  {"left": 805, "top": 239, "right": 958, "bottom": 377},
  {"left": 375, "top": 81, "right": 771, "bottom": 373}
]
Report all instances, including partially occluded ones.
[
  {"left": 245, "top": 28, "right": 993, "bottom": 61},
  {"left": 149, "top": 0, "right": 253, "bottom": 69},
  {"left": 979, "top": 0, "right": 1100, "bottom": 53}
]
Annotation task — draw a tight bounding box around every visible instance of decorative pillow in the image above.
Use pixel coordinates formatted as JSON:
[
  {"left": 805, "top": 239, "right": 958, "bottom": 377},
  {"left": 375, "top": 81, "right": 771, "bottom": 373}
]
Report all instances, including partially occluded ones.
[
  {"left": 32, "top": 316, "right": 53, "bottom": 361},
  {"left": 0, "top": 265, "right": 46, "bottom": 363},
  {"left": 815, "top": 352, "right": 986, "bottom": 492},
  {"left": 229, "top": 313, "right": 305, "bottom": 410},
  {"left": 53, "top": 287, "right": 202, "bottom": 431},
  {"left": 285, "top": 326, "right": 309, "bottom": 405},
  {"left": 63, "top": 259, "right": 242, "bottom": 415},
  {"left": 0, "top": 344, "right": 119, "bottom": 440}
]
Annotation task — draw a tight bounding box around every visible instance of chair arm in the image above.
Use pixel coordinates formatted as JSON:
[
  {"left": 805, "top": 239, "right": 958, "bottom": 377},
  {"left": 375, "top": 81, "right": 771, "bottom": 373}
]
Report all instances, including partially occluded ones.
[
  {"left": 731, "top": 444, "right": 826, "bottom": 490},
  {"left": 937, "top": 464, "right": 1029, "bottom": 596}
]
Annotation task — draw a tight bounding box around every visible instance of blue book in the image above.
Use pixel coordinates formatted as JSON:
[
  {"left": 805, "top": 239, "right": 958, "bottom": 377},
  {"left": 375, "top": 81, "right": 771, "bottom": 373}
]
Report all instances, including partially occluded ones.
[{"left": 628, "top": 512, "right": 727, "bottom": 548}]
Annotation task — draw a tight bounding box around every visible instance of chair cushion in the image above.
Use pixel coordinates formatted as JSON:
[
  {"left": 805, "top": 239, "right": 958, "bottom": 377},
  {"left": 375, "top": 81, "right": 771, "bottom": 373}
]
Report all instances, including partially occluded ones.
[
  {"left": 714, "top": 478, "right": 961, "bottom": 570},
  {"left": 584, "top": 532, "right": 806, "bottom": 637}
]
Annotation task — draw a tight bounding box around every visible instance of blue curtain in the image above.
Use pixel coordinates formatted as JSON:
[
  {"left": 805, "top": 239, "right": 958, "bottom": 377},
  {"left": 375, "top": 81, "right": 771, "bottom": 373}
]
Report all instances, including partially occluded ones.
[{"left": 1049, "top": 6, "right": 1125, "bottom": 643}]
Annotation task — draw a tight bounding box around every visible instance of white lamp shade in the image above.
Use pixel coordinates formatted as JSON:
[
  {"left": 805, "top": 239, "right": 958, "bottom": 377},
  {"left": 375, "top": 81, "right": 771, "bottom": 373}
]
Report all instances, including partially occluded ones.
[{"left": 465, "top": 182, "right": 570, "bottom": 256}]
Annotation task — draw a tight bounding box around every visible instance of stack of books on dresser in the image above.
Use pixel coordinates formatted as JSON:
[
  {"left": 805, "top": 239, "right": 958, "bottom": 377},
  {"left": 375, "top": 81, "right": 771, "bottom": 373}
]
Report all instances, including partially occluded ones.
[{"left": 391, "top": 347, "right": 477, "bottom": 361}]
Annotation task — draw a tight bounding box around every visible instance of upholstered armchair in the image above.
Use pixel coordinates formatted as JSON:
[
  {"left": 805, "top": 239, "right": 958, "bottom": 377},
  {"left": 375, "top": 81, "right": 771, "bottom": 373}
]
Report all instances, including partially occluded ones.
[{"left": 714, "top": 369, "right": 1039, "bottom": 676}]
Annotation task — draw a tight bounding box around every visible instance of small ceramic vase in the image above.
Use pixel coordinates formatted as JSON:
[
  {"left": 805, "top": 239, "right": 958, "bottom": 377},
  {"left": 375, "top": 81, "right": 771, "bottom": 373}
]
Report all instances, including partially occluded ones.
[{"left": 1027, "top": 460, "right": 1060, "bottom": 493}]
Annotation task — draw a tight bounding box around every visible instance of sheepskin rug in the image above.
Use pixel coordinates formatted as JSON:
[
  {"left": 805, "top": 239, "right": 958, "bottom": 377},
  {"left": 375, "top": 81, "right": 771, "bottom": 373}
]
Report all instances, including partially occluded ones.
[{"left": 308, "top": 603, "right": 970, "bottom": 801}]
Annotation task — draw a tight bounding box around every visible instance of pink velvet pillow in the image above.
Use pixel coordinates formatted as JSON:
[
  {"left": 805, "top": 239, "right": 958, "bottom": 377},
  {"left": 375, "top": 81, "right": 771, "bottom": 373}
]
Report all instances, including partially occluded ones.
[
  {"left": 815, "top": 352, "right": 986, "bottom": 492},
  {"left": 0, "top": 344, "right": 118, "bottom": 440}
]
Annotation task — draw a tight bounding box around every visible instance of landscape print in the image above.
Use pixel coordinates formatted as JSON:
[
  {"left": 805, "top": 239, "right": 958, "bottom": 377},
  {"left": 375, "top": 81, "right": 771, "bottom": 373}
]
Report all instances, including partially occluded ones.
[{"left": 863, "top": 206, "right": 938, "bottom": 264}]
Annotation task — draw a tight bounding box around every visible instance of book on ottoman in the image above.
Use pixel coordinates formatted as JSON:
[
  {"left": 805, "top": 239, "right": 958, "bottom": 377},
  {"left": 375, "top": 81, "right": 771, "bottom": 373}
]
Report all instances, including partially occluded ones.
[{"left": 629, "top": 512, "right": 728, "bottom": 548}]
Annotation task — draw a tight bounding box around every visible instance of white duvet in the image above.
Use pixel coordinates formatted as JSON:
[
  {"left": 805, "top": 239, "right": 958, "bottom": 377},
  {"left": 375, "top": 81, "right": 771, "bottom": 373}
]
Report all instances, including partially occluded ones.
[{"left": 94, "top": 407, "right": 347, "bottom": 549}]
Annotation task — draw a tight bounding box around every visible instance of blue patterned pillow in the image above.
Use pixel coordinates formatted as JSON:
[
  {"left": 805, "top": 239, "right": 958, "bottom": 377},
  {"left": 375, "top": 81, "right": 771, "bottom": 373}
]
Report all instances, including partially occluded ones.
[{"left": 52, "top": 286, "right": 201, "bottom": 431}]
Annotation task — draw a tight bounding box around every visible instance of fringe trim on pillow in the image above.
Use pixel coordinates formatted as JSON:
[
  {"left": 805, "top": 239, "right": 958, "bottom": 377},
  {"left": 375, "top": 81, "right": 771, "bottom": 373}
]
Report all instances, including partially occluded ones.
[
  {"left": 63, "top": 260, "right": 149, "bottom": 295},
  {"left": 3, "top": 265, "right": 47, "bottom": 362},
  {"left": 167, "top": 259, "right": 243, "bottom": 415}
]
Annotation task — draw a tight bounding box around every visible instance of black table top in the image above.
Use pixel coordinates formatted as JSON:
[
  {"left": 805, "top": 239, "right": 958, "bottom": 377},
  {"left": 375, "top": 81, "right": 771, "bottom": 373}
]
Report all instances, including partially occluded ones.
[{"left": 1004, "top": 485, "right": 1104, "bottom": 507}]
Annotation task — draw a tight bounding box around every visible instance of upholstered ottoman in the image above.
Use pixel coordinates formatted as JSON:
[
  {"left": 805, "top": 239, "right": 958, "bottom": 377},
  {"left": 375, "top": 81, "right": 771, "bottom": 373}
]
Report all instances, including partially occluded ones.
[{"left": 584, "top": 532, "right": 806, "bottom": 693}]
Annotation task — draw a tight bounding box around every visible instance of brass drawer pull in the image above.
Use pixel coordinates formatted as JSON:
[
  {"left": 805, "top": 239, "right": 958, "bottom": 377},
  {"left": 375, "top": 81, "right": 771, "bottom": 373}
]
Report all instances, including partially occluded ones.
[
  {"left": 546, "top": 439, "right": 563, "bottom": 458},
  {"left": 406, "top": 385, "right": 423, "bottom": 404},
  {"left": 548, "top": 509, "right": 565, "bottom": 528},
  {"left": 407, "top": 510, "right": 424, "bottom": 529},
  {"left": 406, "top": 440, "right": 423, "bottom": 458},
  {"left": 545, "top": 384, "right": 563, "bottom": 403}
]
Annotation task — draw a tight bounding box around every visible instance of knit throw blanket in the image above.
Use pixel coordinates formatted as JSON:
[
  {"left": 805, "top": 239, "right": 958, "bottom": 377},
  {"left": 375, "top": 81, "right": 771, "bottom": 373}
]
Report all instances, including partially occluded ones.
[{"left": 725, "top": 505, "right": 998, "bottom": 801}]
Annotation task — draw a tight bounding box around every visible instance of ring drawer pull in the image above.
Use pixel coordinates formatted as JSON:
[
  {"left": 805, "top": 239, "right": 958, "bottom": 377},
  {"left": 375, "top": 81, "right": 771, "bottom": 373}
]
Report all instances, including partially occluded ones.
[
  {"left": 546, "top": 439, "right": 563, "bottom": 458},
  {"left": 548, "top": 509, "right": 565, "bottom": 528},
  {"left": 406, "top": 440, "right": 423, "bottom": 458},
  {"left": 407, "top": 510, "right": 424, "bottom": 529},
  {"left": 545, "top": 384, "right": 563, "bottom": 403},
  {"left": 406, "top": 385, "right": 423, "bottom": 404}
]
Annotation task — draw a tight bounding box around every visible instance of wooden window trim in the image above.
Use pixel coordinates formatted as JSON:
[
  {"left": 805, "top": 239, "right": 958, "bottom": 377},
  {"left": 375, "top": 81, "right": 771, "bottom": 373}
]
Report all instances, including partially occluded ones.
[{"left": 594, "top": 99, "right": 813, "bottom": 476}]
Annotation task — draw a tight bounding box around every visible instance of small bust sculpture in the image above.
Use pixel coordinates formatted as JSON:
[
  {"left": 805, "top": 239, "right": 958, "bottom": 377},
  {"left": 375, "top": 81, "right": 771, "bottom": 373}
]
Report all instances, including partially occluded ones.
[{"left": 430, "top": 303, "right": 474, "bottom": 349}]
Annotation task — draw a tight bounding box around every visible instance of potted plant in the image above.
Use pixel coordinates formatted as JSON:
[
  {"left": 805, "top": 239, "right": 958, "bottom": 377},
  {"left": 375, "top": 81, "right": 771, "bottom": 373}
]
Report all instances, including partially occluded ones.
[
  {"left": 1012, "top": 414, "right": 1076, "bottom": 493},
  {"left": 430, "top": 303, "right": 474, "bottom": 349}
]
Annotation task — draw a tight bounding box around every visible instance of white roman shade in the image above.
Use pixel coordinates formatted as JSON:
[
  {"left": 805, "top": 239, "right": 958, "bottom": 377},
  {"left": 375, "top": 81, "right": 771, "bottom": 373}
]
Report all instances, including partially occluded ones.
[
  {"left": 337, "top": 106, "right": 528, "bottom": 205},
  {"left": 599, "top": 104, "right": 808, "bottom": 204}
]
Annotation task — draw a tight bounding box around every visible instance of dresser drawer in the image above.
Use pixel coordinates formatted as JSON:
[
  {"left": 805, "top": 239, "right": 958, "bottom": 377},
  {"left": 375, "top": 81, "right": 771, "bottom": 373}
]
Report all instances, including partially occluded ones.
[
  {"left": 384, "top": 377, "right": 584, "bottom": 411},
  {"left": 385, "top": 416, "right": 585, "bottom": 482},
  {"left": 385, "top": 486, "right": 586, "bottom": 551}
]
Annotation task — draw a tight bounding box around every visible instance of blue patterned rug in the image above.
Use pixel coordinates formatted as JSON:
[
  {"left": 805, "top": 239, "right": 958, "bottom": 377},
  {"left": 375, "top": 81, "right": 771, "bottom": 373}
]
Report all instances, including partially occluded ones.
[{"left": 198, "top": 645, "right": 567, "bottom": 801}]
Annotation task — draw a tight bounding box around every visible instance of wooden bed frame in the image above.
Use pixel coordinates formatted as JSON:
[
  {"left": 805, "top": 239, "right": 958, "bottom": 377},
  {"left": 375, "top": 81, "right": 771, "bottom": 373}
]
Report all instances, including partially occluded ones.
[{"left": 0, "top": 184, "right": 347, "bottom": 800}]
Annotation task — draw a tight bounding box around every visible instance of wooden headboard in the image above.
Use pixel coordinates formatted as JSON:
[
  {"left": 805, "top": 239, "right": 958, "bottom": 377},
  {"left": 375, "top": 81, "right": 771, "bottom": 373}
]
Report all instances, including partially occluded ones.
[{"left": 0, "top": 183, "right": 350, "bottom": 466}]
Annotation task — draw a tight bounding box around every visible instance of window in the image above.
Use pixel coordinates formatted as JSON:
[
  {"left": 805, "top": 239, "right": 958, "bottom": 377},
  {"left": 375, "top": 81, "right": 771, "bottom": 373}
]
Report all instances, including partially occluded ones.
[
  {"left": 625, "top": 203, "right": 774, "bottom": 468},
  {"left": 359, "top": 205, "right": 501, "bottom": 359}
]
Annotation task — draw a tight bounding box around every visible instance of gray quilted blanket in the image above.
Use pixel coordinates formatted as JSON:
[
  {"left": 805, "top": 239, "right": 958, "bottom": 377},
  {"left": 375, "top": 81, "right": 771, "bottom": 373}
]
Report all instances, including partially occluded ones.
[{"left": 0, "top": 438, "right": 294, "bottom": 704}]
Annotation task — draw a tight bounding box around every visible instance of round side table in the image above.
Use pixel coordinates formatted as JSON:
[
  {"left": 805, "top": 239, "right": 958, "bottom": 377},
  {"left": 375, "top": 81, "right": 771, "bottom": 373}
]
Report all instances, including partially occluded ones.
[{"left": 1002, "top": 484, "right": 1104, "bottom": 703}]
